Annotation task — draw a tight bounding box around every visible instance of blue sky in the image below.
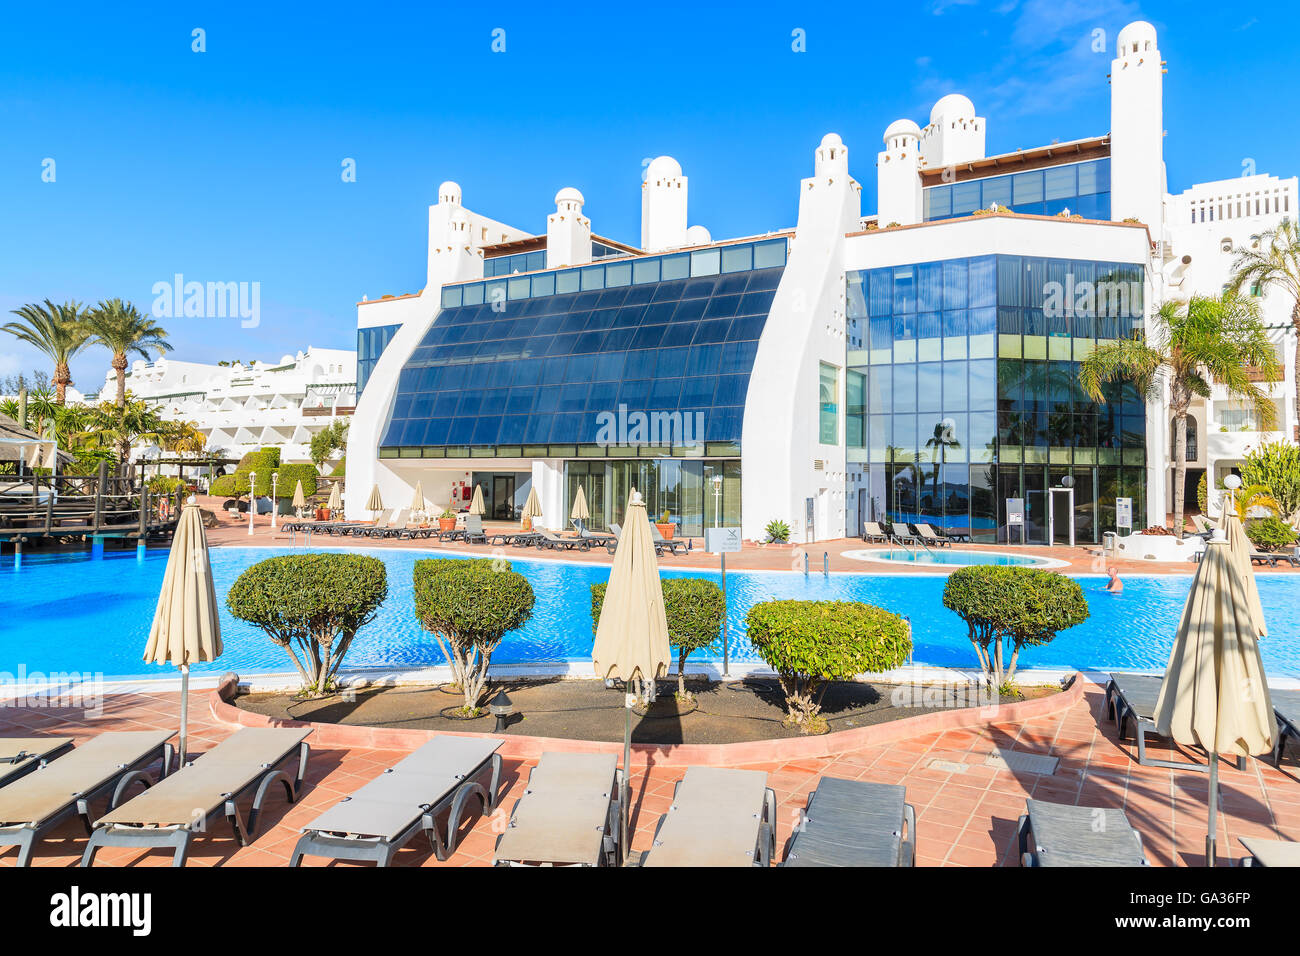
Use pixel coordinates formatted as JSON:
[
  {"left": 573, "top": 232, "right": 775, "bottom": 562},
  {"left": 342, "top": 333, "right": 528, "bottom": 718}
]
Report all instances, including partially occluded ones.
[{"left": 1, "top": 0, "right": 1294, "bottom": 394}]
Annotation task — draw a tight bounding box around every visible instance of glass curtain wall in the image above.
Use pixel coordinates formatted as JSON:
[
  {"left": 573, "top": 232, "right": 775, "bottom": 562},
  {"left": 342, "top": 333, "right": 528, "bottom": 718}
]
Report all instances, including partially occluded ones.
[
  {"left": 847, "top": 253, "right": 1145, "bottom": 544},
  {"left": 567, "top": 459, "right": 740, "bottom": 535}
]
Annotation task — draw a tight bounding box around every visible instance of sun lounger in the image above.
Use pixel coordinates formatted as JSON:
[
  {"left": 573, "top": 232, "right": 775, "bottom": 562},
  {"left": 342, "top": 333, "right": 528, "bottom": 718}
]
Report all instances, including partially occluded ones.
[
  {"left": 781, "top": 777, "right": 915, "bottom": 867},
  {"left": 0, "top": 736, "right": 74, "bottom": 789},
  {"left": 1018, "top": 799, "right": 1149, "bottom": 866},
  {"left": 862, "top": 521, "right": 890, "bottom": 543},
  {"left": 1251, "top": 550, "right": 1300, "bottom": 567},
  {"left": 642, "top": 766, "right": 776, "bottom": 867},
  {"left": 489, "top": 530, "right": 540, "bottom": 546},
  {"left": 915, "top": 523, "right": 953, "bottom": 547},
  {"left": 360, "top": 509, "right": 410, "bottom": 538},
  {"left": 1105, "top": 672, "right": 1247, "bottom": 771},
  {"left": 572, "top": 520, "right": 616, "bottom": 547},
  {"left": 649, "top": 523, "right": 690, "bottom": 555},
  {"left": 493, "top": 752, "right": 621, "bottom": 867},
  {"left": 1237, "top": 836, "right": 1300, "bottom": 867},
  {"left": 0, "top": 731, "right": 174, "bottom": 866},
  {"left": 535, "top": 529, "right": 591, "bottom": 551},
  {"left": 890, "top": 524, "right": 922, "bottom": 546},
  {"left": 291, "top": 736, "right": 503, "bottom": 866},
  {"left": 1272, "top": 689, "right": 1300, "bottom": 765},
  {"left": 81, "top": 727, "right": 311, "bottom": 867},
  {"left": 321, "top": 509, "right": 390, "bottom": 536}
]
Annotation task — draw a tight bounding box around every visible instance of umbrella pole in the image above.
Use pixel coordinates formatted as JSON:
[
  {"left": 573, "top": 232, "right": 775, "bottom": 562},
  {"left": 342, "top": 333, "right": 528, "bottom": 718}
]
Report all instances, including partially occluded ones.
[
  {"left": 179, "top": 663, "right": 189, "bottom": 769},
  {"left": 1206, "top": 752, "right": 1219, "bottom": 866},
  {"left": 621, "top": 697, "right": 631, "bottom": 866}
]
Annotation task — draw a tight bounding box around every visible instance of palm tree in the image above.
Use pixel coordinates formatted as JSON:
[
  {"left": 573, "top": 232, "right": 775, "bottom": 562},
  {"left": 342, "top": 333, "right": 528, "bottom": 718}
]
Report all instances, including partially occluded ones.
[
  {"left": 1230, "top": 218, "right": 1300, "bottom": 438},
  {"left": 84, "top": 299, "right": 171, "bottom": 408},
  {"left": 2, "top": 300, "right": 90, "bottom": 404},
  {"left": 1079, "top": 292, "right": 1278, "bottom": 538}
]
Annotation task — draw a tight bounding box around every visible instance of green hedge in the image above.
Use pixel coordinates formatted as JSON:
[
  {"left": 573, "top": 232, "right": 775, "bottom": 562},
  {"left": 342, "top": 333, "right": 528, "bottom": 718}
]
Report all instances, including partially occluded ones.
[
  {"left": 413, "top": 558, "right": 535, "bottom": 712},
  {"left": 237, "top": 447, "right": 280, "bottom": 472},
  {"left": 1246, "top": 516, "right": 1297, "bottom": 552},
  {"left": 941, "top": 566, "right": 1088, "bottom": 685},
  {"left": 227, "top": 553, "right": 387, "bottom": 693},
  {"left": 210, "top": 473, "right": 249, "bottom": 498},
  {"left": 591, "top": 577, "right": 724, "bottom": 696},
  {"left": 745, "top": 600, "right": 911, "bottom": 727},
  {"left": 275, "top": 462, "right": 318, "bottom": 499}
]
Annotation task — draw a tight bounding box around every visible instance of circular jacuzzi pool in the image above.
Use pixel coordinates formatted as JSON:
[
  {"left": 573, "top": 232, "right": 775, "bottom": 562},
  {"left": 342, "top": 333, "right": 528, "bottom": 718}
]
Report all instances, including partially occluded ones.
[{"left": 842, "top": 548, "right": 1069, "bottom": 569}]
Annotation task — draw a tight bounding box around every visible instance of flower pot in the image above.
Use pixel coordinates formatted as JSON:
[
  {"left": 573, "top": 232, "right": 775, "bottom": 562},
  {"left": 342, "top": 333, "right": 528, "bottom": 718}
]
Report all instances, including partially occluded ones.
[
  {"left": 655, "top": 523, "right": 675, "bottom": 540},
  {"left": 522, "top": 516, "right": 533, "bottom": 531},
  {"left": 438, "top": 517, "right": 456, "bottom": 532}
]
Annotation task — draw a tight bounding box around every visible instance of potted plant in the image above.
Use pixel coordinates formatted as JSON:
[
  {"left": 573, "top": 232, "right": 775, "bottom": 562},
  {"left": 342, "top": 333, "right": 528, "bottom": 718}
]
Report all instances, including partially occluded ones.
[
  {"left": 765, "top": 518, "right": 790, "bottom": 544},
  {"left": 437, "top": 509, "right": 457, "bottom": 533},
  {"left": 655, "top": 510, "right": 675, "bottom": 540}
]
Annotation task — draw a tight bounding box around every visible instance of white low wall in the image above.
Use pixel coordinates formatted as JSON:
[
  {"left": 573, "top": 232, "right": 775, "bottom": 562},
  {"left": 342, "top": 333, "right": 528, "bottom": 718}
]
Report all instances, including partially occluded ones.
[{"left": 1114, "top": 531, "right": 1204, "bottom": 562}]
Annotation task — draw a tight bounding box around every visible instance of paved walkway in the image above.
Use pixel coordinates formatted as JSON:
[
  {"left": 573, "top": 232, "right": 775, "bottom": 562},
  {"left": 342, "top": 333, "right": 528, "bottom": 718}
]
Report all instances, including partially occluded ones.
[{"left": 3, "top": 680, "right": 1296, "bottom": 867}]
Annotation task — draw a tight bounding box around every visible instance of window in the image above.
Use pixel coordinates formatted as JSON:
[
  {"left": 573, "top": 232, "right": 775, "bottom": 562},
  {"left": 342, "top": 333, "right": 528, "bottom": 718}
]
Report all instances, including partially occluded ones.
[
  {"left": 1171, "top": 415, "right": 1196, "bottom": 461},
  {"left": 819, "top": 363, "right": 839, "bottom": 445}
]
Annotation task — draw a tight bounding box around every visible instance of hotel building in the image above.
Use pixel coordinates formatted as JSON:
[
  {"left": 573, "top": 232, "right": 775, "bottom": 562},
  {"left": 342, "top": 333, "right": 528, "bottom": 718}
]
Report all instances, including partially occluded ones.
[{"left": 347, "top": 21, "right": 1297, "bottom": 545}]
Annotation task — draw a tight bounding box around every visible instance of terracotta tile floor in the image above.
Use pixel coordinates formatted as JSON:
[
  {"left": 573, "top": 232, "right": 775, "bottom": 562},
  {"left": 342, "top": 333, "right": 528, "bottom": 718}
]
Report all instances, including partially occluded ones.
[{"left": 3, "top": 679, "right": 1296, "bottom": 867}]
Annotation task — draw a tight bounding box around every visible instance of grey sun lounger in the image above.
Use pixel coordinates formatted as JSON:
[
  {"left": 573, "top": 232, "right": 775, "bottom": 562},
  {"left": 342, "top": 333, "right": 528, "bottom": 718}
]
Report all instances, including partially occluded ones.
[
  {"left": 1018, "top": 799, "right": 1149, "bottom": 866},
  {"left": 649, "top": 524, "right": 691, "bottom": 555},
  {"left": 291, "top": 736, "right": 503, "bottom": 867},
  {"left": 1237, "top": 836, "right": 1300, "bottom": 867},
  {"left": 81, "top": 727, "right": 311, "bottom": 867},
  {"left": 915, "top": 523, "right": 953, "bottom": 547},
  {"left": 642, "top": 766, "right": 776, "bottom": 867},
  {"left": 781, "top": 777, "right": 915, "bottom": 867},
  {"left": 0, "top": 736, "right": 74, "bottom": 789},
  {"left": 493, "top": 752, "right": 621, "bottom": 867},
  {"left": 1272, "top": 689, "right": 1300, "bottom": 766},
  {"left": 488, "top": 530, "right": 541, "bottom": 546},
  {"left": 535, "top": 529, "right": 592, "bottom": 551},
  {"left": 862, "top": 521, "right": 890, "bottom": 543},
  {"left": 1105, "top": 672, "right": 1247, "bottom": 772},
  {"left": 0, "top": 731, "right": 174, "bottom": 866}
]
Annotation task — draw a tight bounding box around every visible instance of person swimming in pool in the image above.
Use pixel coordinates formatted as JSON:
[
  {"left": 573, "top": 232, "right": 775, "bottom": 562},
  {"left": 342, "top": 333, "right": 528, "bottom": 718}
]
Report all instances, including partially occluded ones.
[{"left": 1105, "top": 567, "right": 1123, "bottom": 593}]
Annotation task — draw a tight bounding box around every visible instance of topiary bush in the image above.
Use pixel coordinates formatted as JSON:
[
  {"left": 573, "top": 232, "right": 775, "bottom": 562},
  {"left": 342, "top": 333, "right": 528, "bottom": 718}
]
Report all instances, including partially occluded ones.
[
  {"left": 942, "top": 566, "right": 1088, "bottom": 686},
  {"left": 591, "top": 577, "right": 724, "bottom": 700},
  {"left": 237, "top": 447, "right": 280, "bottom": 472},
  {"left": 275, "top": 462, "right": 318, "bottom": 500},
  {"left": 1246, "top": 516, "right": 1297, "bottom": 552},
  {"left": 209, "top": 473, "right": 249, "bottom": 499},
  {"left": 227, "top": 553, "right": 388, "bottom": 695},
  {"left": 745, "top": 600, "right": 911, "bottom": 731},
  {"left": 413, "top": 558, "right": 535, "bottom": 715}
]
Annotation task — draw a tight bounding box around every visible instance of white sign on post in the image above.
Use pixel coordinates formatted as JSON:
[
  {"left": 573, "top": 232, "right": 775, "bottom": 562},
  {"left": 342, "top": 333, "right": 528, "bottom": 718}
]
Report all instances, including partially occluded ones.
[
  {"left": 1116, "top": 497, "right": 1133, "bottom": 530},
  {"left": 705, "top": 527, "right": 742, "bottom": 554},
  {"left": 1006, "top": 498, "right": 1024, "bottom": 525}
]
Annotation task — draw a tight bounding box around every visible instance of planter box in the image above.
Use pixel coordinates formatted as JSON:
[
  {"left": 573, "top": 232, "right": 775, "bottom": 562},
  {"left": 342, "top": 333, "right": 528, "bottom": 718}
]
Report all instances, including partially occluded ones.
[
  {"left": 438, "top": 517, "right": 457, "bottom": 532},
  {"left": 655, "top": 523, "right": 675, "bottom": 540},
  {"left": 1115, "top": 531, "right": 1204, "bottom": 562}
]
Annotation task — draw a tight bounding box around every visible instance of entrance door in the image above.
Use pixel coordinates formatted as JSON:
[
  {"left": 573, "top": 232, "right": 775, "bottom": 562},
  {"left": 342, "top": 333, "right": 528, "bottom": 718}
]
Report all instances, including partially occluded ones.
[
  {"left": 1023, "top": 467, "right": 1047, "bottom": 545},
  {"left": 492, "top": 475, "right": 515, "bottom": 521}
]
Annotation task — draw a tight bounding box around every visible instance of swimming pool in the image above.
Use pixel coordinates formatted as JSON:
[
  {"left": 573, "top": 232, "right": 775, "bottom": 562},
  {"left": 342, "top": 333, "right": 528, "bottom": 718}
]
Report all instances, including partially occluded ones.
[
  {"left": 1, "top": 546, "right": 1297, "bottom": 679},
  {"left": 844, "top": 548, "right": 1067, "bottom": 569}
]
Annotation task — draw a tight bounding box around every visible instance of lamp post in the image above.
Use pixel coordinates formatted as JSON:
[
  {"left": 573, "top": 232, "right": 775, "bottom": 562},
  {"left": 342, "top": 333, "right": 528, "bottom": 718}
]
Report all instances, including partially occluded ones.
[
  {"left": 1223, "top": 473, "right": 1242, "bottom": 515},
  {"left": 711, "top": 473, "right": 723, "bottom": 528},
  {"left": 247, "top": 471, "right": 257, "bottom": 535},
  {"left": 271, "top": 471, "right": 279, "bottom": 529}
]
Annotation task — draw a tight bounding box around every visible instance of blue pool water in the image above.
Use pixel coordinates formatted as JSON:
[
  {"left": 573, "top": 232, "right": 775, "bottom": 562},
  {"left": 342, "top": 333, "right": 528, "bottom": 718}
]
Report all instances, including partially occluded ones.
[
  {"left": 1, "top": 545, "right": 1298, "bottom": 679},
  {"left": 858, "top": 550, "right": 1053, "bottom": 567}
]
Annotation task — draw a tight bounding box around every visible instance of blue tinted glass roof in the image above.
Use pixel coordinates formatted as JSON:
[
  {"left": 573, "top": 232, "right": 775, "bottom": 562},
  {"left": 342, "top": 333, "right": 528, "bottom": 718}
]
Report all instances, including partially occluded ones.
[{"left": 380, "top": 264, "right": 783, "bottom": 449}]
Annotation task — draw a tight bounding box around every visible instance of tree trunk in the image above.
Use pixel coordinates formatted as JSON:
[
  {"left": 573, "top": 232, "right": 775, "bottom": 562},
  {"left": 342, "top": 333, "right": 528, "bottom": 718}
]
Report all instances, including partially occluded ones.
[
  {"left": 1172, "top": 406, "right": 1188, "bottom": 539},
  {"left": 113, "top": 353, "right": 127, "bottom": 407},
  {"left": 677, "top": 647, "right": 687, "bottom": 698},
  {"left": 54, "top": 363, "right": 69, "bottom": 406}
]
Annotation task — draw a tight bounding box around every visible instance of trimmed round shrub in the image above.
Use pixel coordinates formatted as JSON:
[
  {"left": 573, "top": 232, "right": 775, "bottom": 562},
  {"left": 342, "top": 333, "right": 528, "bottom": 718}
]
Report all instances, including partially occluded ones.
[
  {"left": 275, "top": 462, "right": 319, "bottom": 499},
  {"left": 591, "top": 577, "right": 724, "bottom": 697},
  {"left": 1246, "top": 516, "right": 1297, "bottom": 552},
  {"left": 209, "top": 473, "right": 249, "bottom": 498},
  {"left": 942, "top": 566, "right": 1088, "bottom": 686},
  {"left": 227, "top": 553, "right": 387, "bottom": 694},
  {"left": 745, "top": 600, "right": 911, "bottom": 728},
  {"left": 413, "top": 558, "right": 535, "bottom": 714},
  {"left": 237, "top": 447, "right": 280, "bottom": 472}
]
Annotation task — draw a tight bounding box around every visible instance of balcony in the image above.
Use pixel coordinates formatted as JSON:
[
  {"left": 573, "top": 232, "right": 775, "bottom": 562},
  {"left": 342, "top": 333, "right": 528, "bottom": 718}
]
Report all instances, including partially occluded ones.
[{"left": 1206, "top": 428, "right": 1287, "bottom": 461}]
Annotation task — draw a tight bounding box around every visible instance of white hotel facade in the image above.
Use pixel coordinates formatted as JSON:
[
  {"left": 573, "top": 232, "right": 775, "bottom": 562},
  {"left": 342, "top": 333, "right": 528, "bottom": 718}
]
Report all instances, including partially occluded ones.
[
  {"left": 347, "top": 21, "right": 1297, "bottom": 545},
  {"left": 101, "top": 348, "right": 356, "bottom": 465}
]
